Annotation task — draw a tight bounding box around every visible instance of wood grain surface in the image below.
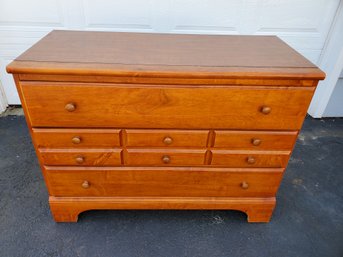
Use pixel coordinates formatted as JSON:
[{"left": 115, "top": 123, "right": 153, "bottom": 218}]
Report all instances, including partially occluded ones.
[
  {"left": 213, "top": 130, "right": 298, "bottom": 150},
  {"left": 211, "top": 150, "right": 290, "bottom": 168},
  {"left": 7, "top": 30, "right": 325, "bottom": 80},
  {"left": 45, "top": 166, "right": 283, "bottom": 198},
  {"left": 49, "top": 196, "right": 276, "bottom": 223},
  {"left": 32, "top": 128, "right": 121, "bottom": 148},
  {"left": 7, "top": 31, "right": 326, "bottom": 223},
  {"left": 39, "top": 148, "right": 122, "bottom": 166},
  {"left": 126, "top": 148, "right": 207, "bottom": 166},
  {"left": 125, "top": 129, "right": 209, "bottom": 147},
  {"left": 20, "top": 82, "right": 315, "bottom": 130}
]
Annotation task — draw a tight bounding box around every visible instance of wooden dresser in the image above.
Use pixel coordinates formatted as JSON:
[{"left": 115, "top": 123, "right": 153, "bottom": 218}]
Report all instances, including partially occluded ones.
[{"left": 7, "top": 30, "right": 325, "bottom": 222}]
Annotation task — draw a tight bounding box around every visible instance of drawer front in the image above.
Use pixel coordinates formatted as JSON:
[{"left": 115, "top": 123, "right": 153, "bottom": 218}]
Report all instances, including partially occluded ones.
[
  {"left": 39, "top": 149, "right": 122, "bottom": 166},
  {"left": 214, "top": 130, "right": 297, "bottom": 150},
  {"left": 20, "top": 82, "right": 314, "bottom": 130},
  {"left": 45, "top": 166, "right": 284, "bottom": 197},
  {"left": 211, "top": 150, "right": 290, "bottom": 168},
  {"left": 126, "top": 149, "right": 206, "bottom": 166},
  {"left": 126, "top": 129, "right": 209, "bottom": 147},
  {"left": 32, "top": 128, "right": 121, "bottom": 148}
]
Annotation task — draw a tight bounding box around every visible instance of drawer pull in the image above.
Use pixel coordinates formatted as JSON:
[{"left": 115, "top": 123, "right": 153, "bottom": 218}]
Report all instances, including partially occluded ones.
[
  {"left": 71, "top": 136, "right": 81, "bottom": 144},
  {"left": 241, "top": 181, "right": 249, "bottom": 189},
  {"left": 247, "top": 156, "right": 255, "bottom": 164},
  {"left": 163, "top": 136, "right": 173, "bottom": 145},
  {"left": 261, "top": 106, "right": 271, "bottom": 114},
  {"left": 251, "top": 138, "right": 261, "bottom": 146},
  {"left": 162, "top": 155, "right": 171, "bottom": 164},
  {"left": 81, "top": 180, "right": 90, "bottom": 189},
  {"left": 65, "top": 103, "right": 76, "bottom": 112},
  {"left": 75, "top": 156, "right": 85, "bottom": 164}
]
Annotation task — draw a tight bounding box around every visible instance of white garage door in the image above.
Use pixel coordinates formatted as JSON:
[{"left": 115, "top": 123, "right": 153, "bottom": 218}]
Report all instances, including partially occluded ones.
[{"left": 0, "top": 0, "right": 340, "bottom": 106}]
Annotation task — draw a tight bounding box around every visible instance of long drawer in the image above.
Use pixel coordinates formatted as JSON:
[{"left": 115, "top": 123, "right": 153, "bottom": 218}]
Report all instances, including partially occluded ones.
[
  {"left": 20, "top": 82, "right": 314, "bottom": 130},
  {"left": 45, "top": 166, "right": 284, "bottom": 197}
]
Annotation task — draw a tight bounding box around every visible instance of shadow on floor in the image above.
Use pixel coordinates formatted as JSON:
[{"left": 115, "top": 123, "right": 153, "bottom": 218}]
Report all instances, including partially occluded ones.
[{"left": 0, "top": 115, "right": 342, "bottom": 257}]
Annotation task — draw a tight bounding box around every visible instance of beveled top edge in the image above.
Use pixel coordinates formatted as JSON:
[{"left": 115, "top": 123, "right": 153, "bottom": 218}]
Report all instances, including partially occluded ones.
[{"left": 7, "top": 60, "right": 325, "bottom": 80}]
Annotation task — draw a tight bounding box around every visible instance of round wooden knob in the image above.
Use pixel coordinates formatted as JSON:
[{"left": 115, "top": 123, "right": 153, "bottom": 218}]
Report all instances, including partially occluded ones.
[
  {"left": 247, "top": 156, "right": 255, "bottom": 164},
  {"left": 162, "top": 155, "right": 171, "bottom": 164},
  {"left": 65, "top": 103, "right": 76, "bottom": 112},
  {"left": 241, "top": 181, "right": 249, "bottom": 189},
  {"left": 75, "top": 156, "right": 85, "bottom": 164},
  {"left": 82, "top": 180, "right": 90, "bottom": 189},
  {"left": 163, "top": 136, "right": 173, "bottom": 145},
  {"left": 251, "top": 138, "right": 261, "bottom": 146},
  {"left": 261, "top": 106, "right": 271, "bottom": 114},
  {"left": 72, "top": 136, "right": 81, "bottom": 144}
]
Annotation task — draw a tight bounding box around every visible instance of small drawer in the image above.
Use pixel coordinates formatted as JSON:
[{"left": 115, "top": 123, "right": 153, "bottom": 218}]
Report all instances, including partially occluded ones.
[
  {"left": 126, "top": 149, "right": 206, "bottom": 166},
  {"left": 126, "top": 129, "right": 209, "bottom": 147},
  {"left": 211, "top": 150, "right": 290, "bottom": 168},
  {"left": 39, "top": 148, "right": 122, "bottom": 166},
  {"left": 32, "top": 128, "right": 121, "bottom": 148},
  {"left": 214, "top": 130, "right": 297, "bottom": 150},
  {"left": 45, "top": 166, "right": 284, "bottom": 197}
]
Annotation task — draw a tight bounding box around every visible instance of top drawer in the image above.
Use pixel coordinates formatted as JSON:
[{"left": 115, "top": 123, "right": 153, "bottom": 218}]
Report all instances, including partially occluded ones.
[{"left": 19, "top": 82, "right": 315, "bottom": 130}]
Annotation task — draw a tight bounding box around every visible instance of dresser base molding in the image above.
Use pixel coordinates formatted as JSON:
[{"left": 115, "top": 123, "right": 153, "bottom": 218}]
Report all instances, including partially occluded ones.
[{"left": 49, "top": 196, "right": 276, "bottom": 223}]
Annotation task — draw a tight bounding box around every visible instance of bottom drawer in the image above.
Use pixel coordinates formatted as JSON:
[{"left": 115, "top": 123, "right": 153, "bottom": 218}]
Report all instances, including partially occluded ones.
[{"left": 45, "top": 166, "right": 284, "bottom": 197}]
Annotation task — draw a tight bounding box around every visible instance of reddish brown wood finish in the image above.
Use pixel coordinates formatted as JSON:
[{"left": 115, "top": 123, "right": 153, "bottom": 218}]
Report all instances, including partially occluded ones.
[
  {"left": 20, "top": 82, "right": 315, "bottom": 130},
  {"left": 49, "top": 196, "right": 276, "bottom": 223},
  {"left": 7, "top": 31, "right": 325, "bottom": 80},
  {"left": 39, "top": 148, "right": 122, "bottom": 166},
  {"left": 32, "top": 128, "right": 121, "bottom": 148},
  {"left": 213, "top": 130, "right": 298, "bottom": 150},
  {"left": 126, "top": 129, "right": 209, "bottom": 147},
  {"left": 17, "top": 73, "right": 318, "bottom": 87},
  {"left": 126, "top": 149, "right": 207, "bottom": 166},
  {"left": 45, "top": 166, "right": 283, "bottom": 197},
  {"left": 6, "top": 31, "right": 325, "bottom": 223},
  {"left": 211, "top": 150, "right": 290, "bottom": 168}
]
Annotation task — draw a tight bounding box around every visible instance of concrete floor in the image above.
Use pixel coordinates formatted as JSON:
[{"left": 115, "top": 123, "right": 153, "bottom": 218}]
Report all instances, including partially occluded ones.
[{"left": 0, "top": 114, "right": 342, "bottom": 257}]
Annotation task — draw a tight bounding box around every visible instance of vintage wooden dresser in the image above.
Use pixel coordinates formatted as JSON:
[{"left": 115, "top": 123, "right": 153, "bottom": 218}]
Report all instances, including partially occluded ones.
[{"left": 7, "top": 30, "right": 325, "bottom": 222}]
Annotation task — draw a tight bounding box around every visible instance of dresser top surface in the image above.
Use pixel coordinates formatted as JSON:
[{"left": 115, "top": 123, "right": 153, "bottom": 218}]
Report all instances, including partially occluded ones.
[{"left": 7, "top": 30, "right": 325, "bottom": 80}]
